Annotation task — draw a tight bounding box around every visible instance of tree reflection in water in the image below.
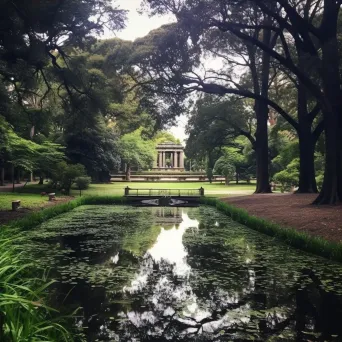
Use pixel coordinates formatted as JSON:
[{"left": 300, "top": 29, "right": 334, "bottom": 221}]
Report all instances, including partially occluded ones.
[{"left": 22, "top": 206, "right": 342, "bottom": 341}]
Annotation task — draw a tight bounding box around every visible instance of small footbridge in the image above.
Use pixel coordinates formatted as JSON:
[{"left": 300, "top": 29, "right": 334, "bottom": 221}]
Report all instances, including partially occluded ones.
[{"left": 124, "top": 187, "right": 204, "bottom": 206}]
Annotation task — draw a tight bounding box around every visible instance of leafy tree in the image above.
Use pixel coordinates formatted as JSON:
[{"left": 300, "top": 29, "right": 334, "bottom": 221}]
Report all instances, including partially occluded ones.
[
  {"left": 214, "top": 155, "right": 236, "bottom": 185},
  {"left": 75, "top": 177, "right": 92, "bottom": 196},
  {"left": 119, "top": 130, "right": 155, "bottom": 181},
  {"left": 139, "top": 0, "right": 342, "bottom": 203},
  {"left": 0, "top": 1, "right": 126, "bottom": 107},
  {"left": 65, "top": 117, "right": 121, "bottom": 182},
  {"left": 224, "top": 146, "right": 249, "bottom": 184},
  {"left": 274, "top": 159, "right": 300, "bottom": 193},
  {"left": 0, "top": 117, "right": 40, "bottom": 188},
  {"left": 34, "top": 142, "right": 65, "bottom": 185},
  {"left": 153, "top": 131, "right": 181, "bottom": 144},
  {"left": 186, "top": 95, "right": 255, "bottom": 181},
  {"left": 51, "top": 162, "right": 87, "bottom": 194}
]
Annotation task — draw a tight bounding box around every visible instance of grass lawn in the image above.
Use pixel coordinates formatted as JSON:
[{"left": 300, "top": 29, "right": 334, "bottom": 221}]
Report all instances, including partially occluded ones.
[
  {"left": 72, "top": 181, "right": 255, "bottom": 197},
  {"left": 7, "top": 181, "right": 256, "bottom": 200},
  {"left": 0, "top": 193, "right": 49, "bottom": 210}
]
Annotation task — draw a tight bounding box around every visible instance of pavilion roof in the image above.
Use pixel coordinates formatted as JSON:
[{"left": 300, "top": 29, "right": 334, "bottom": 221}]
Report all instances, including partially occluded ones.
[{"left": 156, "top": 141, "right": 184, "bottom": 149}]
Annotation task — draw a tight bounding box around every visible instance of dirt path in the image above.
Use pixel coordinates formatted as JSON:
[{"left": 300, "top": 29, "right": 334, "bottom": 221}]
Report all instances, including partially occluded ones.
[
  {"left": 0, "top": 197, "right": 74, "bottom": 226},
  {"left": 222, "top": 194, "right": 342, "bottom": 243}
]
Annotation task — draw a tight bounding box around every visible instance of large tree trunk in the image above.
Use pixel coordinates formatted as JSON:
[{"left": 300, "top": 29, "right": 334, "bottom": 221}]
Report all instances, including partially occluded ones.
[
  {"left": 126, "top": 164, "right": 131, "bottom": 182},
  {"left": 11, "top": 165, "right": 15, "bottom": 192},
  {"left": 253, "top": 20, "right": 272, "bottom": 194},
  {"left": 296, "top": 81, "right": 318, "bottom": 193},
  {"left": 39, "top": 176, "right": 44, "bottom": 185},
  {"left": 314, "top": 10, "right": 342, "bottom": 204},
  {"left": 16, "top": 169, "right": 21, "bottom": 184},
  {"left": 314, "top": 108, "right": 342, "bottom": 204},
  {"left": 254, "top": 102, "right": 271, "bottom": 193},
  {"left": 0, "top": 166, "right": 4, "bottom": 186},
  {"left": 297, "top": 130, "right": 317, "bottom": 193}
]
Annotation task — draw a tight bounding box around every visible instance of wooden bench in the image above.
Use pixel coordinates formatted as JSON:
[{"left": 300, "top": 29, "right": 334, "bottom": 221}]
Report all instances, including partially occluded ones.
[{"left": 12, "top": 200, "right": 21, "bottom": 211}]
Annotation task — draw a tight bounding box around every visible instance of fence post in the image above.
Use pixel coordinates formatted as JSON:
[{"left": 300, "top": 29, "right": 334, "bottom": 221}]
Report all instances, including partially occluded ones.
[{"left": 124, "top": 187, "right": 130, "bottom": 196}]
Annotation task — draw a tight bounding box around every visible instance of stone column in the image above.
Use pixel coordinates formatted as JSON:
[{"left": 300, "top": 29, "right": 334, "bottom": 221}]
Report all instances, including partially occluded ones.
[
  {"left": 171, "top": 152, "right": 174, "bottom": 167},
  {"left": 162, "top": 152, "right": 166, "bottom": 168},
  {"left": 158, "top": 152, "right": 162, "bottom": 168},
  {"left": 174, "top": 152, "right": 178, "bottom": 168},
  {"left": 180, "top": 152, "right": 184, "bottom": 169}
]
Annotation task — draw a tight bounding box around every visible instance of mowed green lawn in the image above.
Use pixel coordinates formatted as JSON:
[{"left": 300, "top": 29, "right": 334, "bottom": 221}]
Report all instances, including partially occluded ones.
[
  {"left": 71, "top": 181, "right": 256, "bottom": 197},
  {"left": 0, "top": 193, "right": 48, "bottom": 210},
  {"left": 0, "top": 181, "right": 255, "bottom": 211}
]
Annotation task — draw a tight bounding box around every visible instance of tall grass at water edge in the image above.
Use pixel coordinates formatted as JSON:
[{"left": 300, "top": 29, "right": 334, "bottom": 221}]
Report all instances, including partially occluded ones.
[
  {"left": 0, "top": 236, "right": 76, "bottom": 342},
  {"left": 201, "top": 197, "right": 342, "bottom": 262},
  {"left": 0, "top": 196, "right": 126, "bottom": 341}
]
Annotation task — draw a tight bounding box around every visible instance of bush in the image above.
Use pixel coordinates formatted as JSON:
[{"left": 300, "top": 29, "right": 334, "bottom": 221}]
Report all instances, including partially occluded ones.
[
  {"left": 75, "top": 177, "right": 91, "bottom": 196},
  {"left": 316, "top": 174, "right": 324, "bottom": 191},
  {"left": 273, "top": 158, "right": 299, "bottom": 192},
  {"left": 51, "top": 162, "right": 87, "bottom": 194}
]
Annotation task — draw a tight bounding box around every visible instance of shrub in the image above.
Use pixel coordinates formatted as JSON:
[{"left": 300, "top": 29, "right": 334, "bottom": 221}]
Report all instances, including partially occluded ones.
[
  {"left": 75, "top": 177, "right": 91, "bottom": 196},
  {"left": 51, "top": 162, "right": 87, "bottom": 194},
  {"left": 316, "top": 174, "right": 324, "bottom": 191}
]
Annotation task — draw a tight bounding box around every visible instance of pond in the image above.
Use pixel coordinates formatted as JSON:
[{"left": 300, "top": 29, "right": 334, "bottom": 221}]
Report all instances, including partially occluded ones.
[{"left": 21, "top": 205, "right": 342, "bottom": 341}]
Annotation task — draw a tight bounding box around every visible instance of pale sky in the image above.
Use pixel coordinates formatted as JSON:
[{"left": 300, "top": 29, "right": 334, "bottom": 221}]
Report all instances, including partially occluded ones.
[{"left": 104, "top": 0, "right": 188, "bottom": 143}]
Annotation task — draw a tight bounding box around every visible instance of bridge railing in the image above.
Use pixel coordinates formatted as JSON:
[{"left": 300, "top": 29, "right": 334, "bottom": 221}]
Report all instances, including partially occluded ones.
[{"left": 124, "top": 187, "right": 204, "bottom": 197}]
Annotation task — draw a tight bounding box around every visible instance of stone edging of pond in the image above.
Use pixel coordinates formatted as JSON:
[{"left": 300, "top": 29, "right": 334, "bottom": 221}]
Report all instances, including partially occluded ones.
[{"left": 200, "top": 197, "right": 342, "bottom": 263}]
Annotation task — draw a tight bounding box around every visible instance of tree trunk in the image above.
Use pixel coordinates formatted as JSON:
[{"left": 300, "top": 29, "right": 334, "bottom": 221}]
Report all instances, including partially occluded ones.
[
  {"left": 16, "top": 169, "right": 21, "bottom": 184},
  {"left": 296, "top": 81, "right": 318, "bottom": 193},
  {"left": 297, "top": 132, "right": 317, "bottom": 193},
  {"left": 314, "top": 109, "right": 342, "bottom": 204},
  {"left": 126, "top": 164, "right": 131, "bottom": 182},
  {"left": 236, "top": 172, "right": 239, "bottom": 184},
  {"left": 11, "top": 165, "right": 15, "bottom": 192},
  {"left": 314, "top": 13, "right": 342, "bottom": 204},
  {"left": 0, "top": 166, "right": 4, "bottom": 186},
  {"left": 225, "top": 176, "right": 229, "bottom": 185},
  {"left": 39, "top": 176, "right": 44, "bottom": 185},
  {"left": 252, "top": 20, "right": 272, "bottom": 194},
  {"left": 254, "top": 101, "right": 271, "bottom": 193}
]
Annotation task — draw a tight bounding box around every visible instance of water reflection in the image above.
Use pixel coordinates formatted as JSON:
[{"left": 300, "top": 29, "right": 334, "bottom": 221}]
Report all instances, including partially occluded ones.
[{"left": 22, "top": 206, "right": 342, "bottom": 341}]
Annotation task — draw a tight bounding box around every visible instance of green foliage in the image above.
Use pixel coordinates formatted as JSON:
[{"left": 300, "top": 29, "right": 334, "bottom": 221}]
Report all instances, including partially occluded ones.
[
  {"left": 34, "top": 142, "right": 65, "bottom": 179},
  {"left": 0, "top": 238, "right": 75, "bottom": 342},
  {"left": 0, "top": 119, "right": 38, "bottom": 172},
  {"left": 274, "top": 158, "right": 300, "bottom": 192},
  {"left": 119, "top": 130, "right": 156, "bottom": 171},
  {"left": 316, "top": 174, "right": 324, "bottom": 191},
  {"left": 51, "top": 162, "right": 87, "bottom": 194},
  {"left": 65, "top": 117, "right": 120, "bottom": 182},
  {"left": 153, "top": 131, "right": 181, "bottom": 144},
  {"left": 75, "top": 177, "right": 91, "bottom": 196},
  {"left": 214, "top": 149, "right": 239, "bottom": 185}
]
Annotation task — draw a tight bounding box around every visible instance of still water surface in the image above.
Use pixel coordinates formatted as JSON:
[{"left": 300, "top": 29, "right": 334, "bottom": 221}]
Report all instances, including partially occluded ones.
[{"left": 23, "top": 205, "right": 342, "bottom": 341}]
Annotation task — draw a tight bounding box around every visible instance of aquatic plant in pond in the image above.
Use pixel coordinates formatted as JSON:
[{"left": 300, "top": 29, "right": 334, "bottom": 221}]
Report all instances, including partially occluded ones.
[{"left": 17, "top": 205, "right": 342, "bottom": 341}]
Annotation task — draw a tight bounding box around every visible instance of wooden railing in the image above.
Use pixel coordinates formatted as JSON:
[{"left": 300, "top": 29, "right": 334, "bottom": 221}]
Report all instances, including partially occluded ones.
[{"left": 124, "top": 187, "right": 204, "bottom": 197}]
